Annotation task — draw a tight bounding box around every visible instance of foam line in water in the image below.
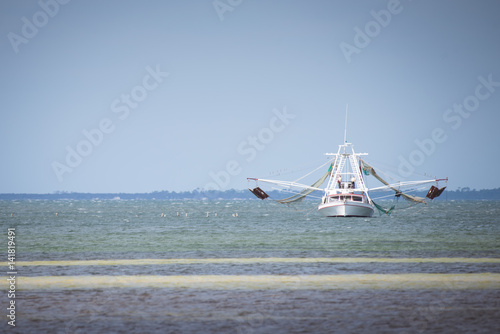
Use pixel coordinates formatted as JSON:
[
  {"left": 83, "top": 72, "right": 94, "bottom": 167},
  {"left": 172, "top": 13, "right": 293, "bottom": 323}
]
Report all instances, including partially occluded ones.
[
  {"left": 8, "top": 274, "right": 500, "bottom": 290},
  {"left": 13, "top": 257, "right": 500, "bottom": 266}
]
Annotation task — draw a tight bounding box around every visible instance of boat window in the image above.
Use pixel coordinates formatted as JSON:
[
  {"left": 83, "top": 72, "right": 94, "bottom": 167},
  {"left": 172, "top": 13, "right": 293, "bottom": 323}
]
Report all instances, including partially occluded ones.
[{"left": 352, "top": 196, "right": 363, "bottom": 202}]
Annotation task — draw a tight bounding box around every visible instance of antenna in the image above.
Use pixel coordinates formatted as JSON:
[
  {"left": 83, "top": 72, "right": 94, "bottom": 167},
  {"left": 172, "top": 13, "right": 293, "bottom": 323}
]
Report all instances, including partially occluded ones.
[{"left": 344, "top": 104, "right": 348, "bottom": 143}]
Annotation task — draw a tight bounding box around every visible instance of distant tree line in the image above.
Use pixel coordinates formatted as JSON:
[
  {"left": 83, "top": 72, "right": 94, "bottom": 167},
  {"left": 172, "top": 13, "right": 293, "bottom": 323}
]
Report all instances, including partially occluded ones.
[
  {"left": 436, "top": 187, "right": 500, "bottom": 200},
  {"left": 0, "top": 189, "right": 281, "bottom": 200},
  {"left": 0, "top": 188, "right": 499, "bottom": 201}
]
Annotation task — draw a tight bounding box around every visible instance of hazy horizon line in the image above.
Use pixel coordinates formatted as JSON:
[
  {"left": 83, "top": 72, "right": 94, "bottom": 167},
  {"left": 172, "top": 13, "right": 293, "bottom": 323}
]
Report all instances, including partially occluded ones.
[{"left": 0, "top": 186, "right": 497, "bottom": 195}]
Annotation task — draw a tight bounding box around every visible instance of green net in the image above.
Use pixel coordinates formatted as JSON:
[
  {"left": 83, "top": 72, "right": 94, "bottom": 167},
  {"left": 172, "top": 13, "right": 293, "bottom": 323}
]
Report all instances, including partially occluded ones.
[
  {"left": 372, "top": 201, "right": 395, "bottom": 215},
  {"left": 360, "top": 159, "right": 427, "bottom": 204},
  {"left": 276, "top": 164, "right": 333, "bottom": 204}
]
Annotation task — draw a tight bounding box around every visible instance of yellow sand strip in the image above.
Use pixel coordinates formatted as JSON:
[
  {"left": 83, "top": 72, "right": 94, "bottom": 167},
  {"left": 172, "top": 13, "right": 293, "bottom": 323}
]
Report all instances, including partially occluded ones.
[
  {"left": 5, "top": 274, "right": 500, "bottom": 290},
  {"left": 10, "top": 257, "right": 500, "bottom": 266}
]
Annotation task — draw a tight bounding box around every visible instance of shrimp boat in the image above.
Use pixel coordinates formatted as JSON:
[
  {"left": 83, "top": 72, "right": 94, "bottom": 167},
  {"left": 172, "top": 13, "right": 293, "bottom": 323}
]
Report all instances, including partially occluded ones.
[
  {"left": 317, "top": 141, "right": 375, "bottom": 217},
  {"left": 248, "top": 141, "right": 447, "bottom": 217}
]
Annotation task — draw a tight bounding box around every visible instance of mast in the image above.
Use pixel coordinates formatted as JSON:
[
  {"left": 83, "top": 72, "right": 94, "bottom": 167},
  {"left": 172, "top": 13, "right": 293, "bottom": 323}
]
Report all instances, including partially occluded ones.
[{"left": 344, "top": 104, "right": 348, "bottom": 143}]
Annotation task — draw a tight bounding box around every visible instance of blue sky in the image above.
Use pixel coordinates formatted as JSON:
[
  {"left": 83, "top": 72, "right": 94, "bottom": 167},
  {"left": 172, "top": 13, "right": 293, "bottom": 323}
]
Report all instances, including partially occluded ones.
[{"left": 1, "top": 0, "right": 499, "bottom": 193}]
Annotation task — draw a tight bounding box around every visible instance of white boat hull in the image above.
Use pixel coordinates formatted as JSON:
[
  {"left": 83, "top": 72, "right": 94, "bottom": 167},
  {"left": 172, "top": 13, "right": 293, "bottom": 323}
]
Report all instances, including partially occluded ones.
[{"left": 318, "top": 201, "right": 374, "bottom": 217}]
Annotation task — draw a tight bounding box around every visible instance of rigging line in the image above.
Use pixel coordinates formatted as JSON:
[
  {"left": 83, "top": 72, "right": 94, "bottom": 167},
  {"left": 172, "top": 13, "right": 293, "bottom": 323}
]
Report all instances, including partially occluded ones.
[
  {"left": 267, "top": 157, "right": 332, "bottom": 178},
  {"left": 292, "top": 158, "right": 334, "bottom": 183},
  {"left": 269, "top": 187, "right": 299, "bottom": 194},
  {"left": 364, "top": 159, "right": 434, "bottom": 187},
  {"left": 268, "top": 186, "right": 323, "bottom": 199},
  {"left": 304, "top": 204, "right": 319, "bottom": 217},
  {"left": 395, "top": 202, "right": 427, "bottom": 214},
  {"left": 362, "top": 158, "right": 400, "bottom": 184},
  {"left": 268, "top": 187, "right": 310, "bottom": 199},
  {"left": 274, "top": 185, "right": 323, "bottom": 199},
  {"left": 412, "top": 205, "right": 428, "bottom": 215},
  {"left": 371, "top": 193, "right": 400, "bottom": 200},
  {"left": 367, "top": 158, "right": 440, "bottom": 182}
]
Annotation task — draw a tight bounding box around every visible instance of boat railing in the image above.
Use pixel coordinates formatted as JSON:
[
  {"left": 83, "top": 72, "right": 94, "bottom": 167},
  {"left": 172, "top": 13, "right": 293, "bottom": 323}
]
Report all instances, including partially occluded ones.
[{"left": 339, "top": 182, "right": 355, "bottom": 189}]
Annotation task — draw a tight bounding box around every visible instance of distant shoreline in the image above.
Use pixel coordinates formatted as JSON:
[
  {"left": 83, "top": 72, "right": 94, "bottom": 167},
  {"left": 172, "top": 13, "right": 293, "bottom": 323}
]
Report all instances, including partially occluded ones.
[{"left": 0, "top": 188, "right": 499, "bottom": 201}]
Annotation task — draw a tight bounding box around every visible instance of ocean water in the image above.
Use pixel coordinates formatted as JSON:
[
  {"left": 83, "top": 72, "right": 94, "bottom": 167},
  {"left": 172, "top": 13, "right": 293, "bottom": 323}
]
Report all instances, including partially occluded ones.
[{"left": 1, "top": 199, "right": 499, "bottom": 333}]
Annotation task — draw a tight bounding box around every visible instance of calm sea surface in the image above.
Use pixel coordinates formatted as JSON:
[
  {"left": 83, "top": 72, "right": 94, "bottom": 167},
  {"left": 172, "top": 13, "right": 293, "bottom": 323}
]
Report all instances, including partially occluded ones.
[{"left": 1, "top": 199, "right": 499, "bottom": 333}]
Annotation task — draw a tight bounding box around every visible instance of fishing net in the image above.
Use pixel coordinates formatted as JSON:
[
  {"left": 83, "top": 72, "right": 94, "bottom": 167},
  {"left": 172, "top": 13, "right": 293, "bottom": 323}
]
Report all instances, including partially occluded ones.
[{"left": 276, "top": 164, "right": 333, "bottom": 204}]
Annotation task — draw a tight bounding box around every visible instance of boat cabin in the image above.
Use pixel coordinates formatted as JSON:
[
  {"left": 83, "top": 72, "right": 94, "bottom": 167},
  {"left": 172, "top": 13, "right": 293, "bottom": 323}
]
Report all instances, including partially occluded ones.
[{"left": 322, "top": 193, "right": 367, "bottom": 204}]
